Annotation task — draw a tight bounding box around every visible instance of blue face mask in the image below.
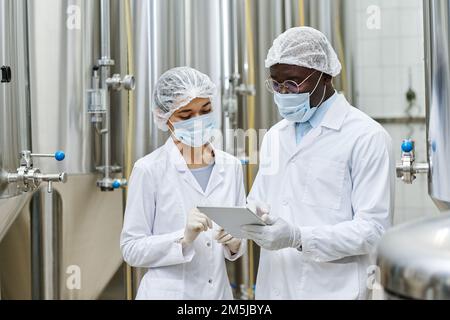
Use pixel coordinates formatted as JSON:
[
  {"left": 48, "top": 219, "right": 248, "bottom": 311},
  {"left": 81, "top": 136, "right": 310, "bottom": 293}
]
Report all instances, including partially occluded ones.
[
  {"left": 274, "top": 72, "right": 325, "bottom": 123},
  {"left": 169, "top": 113, "right": 215, "bottom": 147}
]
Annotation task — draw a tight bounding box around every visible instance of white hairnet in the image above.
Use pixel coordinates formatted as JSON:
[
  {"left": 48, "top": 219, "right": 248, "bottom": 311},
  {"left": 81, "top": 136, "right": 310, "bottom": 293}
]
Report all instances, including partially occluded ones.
[
  {"left": 265, "top": 26, "right": 342, "bottom": 77},
  {"left": 152, "top": 66, "right": 216, "bottom": 131}
]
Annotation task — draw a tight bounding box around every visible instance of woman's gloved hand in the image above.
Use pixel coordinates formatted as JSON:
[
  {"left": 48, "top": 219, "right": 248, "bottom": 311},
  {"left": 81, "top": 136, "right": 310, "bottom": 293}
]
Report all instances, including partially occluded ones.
[
  {"left": 214, "top": 228, "right": 242, "bottom": 253},
  {"left": 182, "top": 208, "right": 212, "bottom": 246}
]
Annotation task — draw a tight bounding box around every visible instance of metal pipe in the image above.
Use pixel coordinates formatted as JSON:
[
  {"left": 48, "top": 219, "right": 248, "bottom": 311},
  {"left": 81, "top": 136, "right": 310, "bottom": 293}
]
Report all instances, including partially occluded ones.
[
  {"left": 183, "top": 0, "right": 191, "bottom": 66},
  {"left": 100, "top": 0, "right": 112, "bottom": 184},
  {"left": 231, "top": 0, "right": 239, "bottom": 80},
  {"left": 243, "top": 0, "right": 256, "bottom": 300},
  {"left": 372, "top": 117, "right": 426, "bottom": 124},
  {"left": 100, "top": 0, "right": 111, "bottom": 60},
  {"left": 123, "top": 0, "right": 135, "bottom": 300},
  {"left": 285, "top": 0, "right": 293, "bottom": 27},
  {"left": 332, "top": 0, "right": 349, "bottom": 95},
  {"left": 220, "top": 0, "right": 231, "bottom": 92},
  {"left": 298, "top": 0, "right": 305, "bottom": 26},
  {"left": 42, "top": 188, "right": 58, "bottom": 299},
  {"left": 219, "top": 0, "right": 253, "bottom": 299},
  {"left": 102, "top": 80, "right": 111, "bottom": 183},
  {"left": 220, "top": 0, "right": 234, "bottom": 153},
  {"left": 31, "top": 192, "right": 42, "bottom": 299}
]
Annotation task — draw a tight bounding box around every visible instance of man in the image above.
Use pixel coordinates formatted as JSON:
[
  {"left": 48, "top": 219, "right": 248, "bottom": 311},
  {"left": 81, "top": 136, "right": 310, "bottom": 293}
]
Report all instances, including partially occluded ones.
[{"left": 241, "top": 26, "right": 395, "bottom": 300}]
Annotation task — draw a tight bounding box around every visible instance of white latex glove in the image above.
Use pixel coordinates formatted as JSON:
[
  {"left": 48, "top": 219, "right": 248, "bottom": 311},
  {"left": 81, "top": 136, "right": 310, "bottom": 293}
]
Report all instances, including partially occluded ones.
[
  {"left": 241, "top": 213, "right": 302, "bottom": 251},
  {"left": 214, "top": 228, "right": 242, "bottom": 253},
  {"left": 182, "top": 208, "right": 212, "bottom": 246}
]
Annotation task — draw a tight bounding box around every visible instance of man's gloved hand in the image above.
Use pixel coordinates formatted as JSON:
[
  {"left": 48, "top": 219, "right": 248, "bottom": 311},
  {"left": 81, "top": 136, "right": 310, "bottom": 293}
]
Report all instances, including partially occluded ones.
[
  {"left": 182, "top": 208, "right": 212, "bottom": 246},
  {"left": 214, "top": 228, "right": 242, "bottom": 253},
  {"left": 241, "top": 213, "right": 302, "bottom": 251}
]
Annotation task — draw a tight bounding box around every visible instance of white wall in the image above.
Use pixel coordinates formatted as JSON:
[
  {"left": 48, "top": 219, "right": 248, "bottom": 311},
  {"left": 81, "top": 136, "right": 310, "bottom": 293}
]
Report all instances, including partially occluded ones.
[{"left": 350, "top": 0, "right": 440, "bottom": 224}]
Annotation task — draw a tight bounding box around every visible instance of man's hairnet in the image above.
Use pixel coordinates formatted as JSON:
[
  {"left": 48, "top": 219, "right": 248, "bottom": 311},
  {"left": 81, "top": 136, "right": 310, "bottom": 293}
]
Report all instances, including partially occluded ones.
[
  {"left": 153, "top": 66, "right": 216, "bottom": 131},
  {"left": 265, "top": 26, "right": 342, "bottom": 77}
]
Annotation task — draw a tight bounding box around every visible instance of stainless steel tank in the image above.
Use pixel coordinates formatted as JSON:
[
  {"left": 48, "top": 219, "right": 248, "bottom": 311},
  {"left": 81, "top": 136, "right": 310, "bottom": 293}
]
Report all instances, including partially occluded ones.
[
  {"left": 424, "top": 0, "right": 450, "bottom": 211},
  {"left": 377, "top": 214, "right": 450, "bottom": 299},
  {"left": 0, "top": 0, "right": 32, "bottom": 241},
  {"left": 377, "top": 0, "right": 450, "bottom": 300},
  {"left": 0, "top": 0, "right": 126, "bottom": 299}
]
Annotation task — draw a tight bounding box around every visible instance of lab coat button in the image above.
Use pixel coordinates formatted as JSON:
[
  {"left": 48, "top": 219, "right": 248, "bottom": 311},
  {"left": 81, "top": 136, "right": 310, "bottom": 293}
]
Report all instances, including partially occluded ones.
[
  {"left": 206, "top": 241, "right": 211, "bottom": 247},
  {"left": 208, "top": 279, "right": 213, "bottom": 284},
  {"left": 273, "top": 288, "right": 280, "bottom": 296},
  {"left": 282, "top": 199, "right": 288, "bottom": 206}
]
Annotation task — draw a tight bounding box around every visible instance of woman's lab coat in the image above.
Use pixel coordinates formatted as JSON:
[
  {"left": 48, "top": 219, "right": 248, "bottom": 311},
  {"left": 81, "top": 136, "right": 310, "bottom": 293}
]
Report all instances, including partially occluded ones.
[
  {"left": 249, "top": 93, "right": 395, "bottom": 300},
  {"left": 120, "top": 138, "right": 246, "bottom": 300}
]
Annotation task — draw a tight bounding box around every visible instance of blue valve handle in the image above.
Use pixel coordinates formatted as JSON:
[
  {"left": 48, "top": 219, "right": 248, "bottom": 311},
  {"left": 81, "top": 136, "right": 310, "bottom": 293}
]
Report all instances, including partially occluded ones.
[
  {"left": 54, "top": 151, "right": 65, "bottom": 161},
  {"left": 401, "top": 140, "right": 413, "bottom": 153},
  {"left": 112, "top": 180, "right": 121, "bottom": 189},
  {"left": 432, "top": 140, "right": 437, "bottom": 153},
  {"left": 240, "top": 158, "right": 249, "bottom": 165}
]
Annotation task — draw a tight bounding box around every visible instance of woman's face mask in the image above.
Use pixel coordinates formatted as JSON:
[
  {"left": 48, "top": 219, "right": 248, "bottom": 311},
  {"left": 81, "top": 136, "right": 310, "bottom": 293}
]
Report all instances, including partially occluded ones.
[
  {"left": 168, "top": 113, "right": 216, "bottom": 147},
  {"left": 273, "top": 72, "right": 325, "bottom": 123}
]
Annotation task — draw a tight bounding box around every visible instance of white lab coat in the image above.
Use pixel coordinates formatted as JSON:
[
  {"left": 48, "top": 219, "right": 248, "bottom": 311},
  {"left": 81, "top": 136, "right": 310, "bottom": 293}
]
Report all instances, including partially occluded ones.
[
  {"left": 120, "top": 138, "right": 247, "bottom": 300},
  {"left": 248, "top": 93, "right": 395, "bottom": 300}
]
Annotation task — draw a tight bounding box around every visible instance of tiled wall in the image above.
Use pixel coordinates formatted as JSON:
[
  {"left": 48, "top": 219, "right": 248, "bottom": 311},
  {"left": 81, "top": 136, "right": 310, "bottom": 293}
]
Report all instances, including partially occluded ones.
[
  {"left": 354, "top": 0, "right": 425, "bottom": 118},
  {"left": 350, "top": 0, "right": 440, "bottom": 224}
]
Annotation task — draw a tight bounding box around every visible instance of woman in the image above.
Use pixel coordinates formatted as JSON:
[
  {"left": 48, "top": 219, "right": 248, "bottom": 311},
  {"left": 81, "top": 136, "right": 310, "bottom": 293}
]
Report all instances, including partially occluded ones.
[{"left": 120, "top": 67, "right": 246, "bottom": 300}]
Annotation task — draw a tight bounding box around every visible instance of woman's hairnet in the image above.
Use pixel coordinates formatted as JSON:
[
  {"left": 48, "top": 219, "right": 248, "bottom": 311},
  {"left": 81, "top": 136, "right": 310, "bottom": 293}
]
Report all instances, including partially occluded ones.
[
  {"left": 265, "top": 26, "right": 342, "bottom": 77},
  {"left": 152, "top": 66, "right": 216, "bottom": 131}
]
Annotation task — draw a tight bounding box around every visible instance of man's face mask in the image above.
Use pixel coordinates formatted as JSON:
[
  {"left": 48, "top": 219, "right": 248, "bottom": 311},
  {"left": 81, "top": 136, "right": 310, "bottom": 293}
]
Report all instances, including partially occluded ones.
[{"left": 271, "top": 71, "right": 326, "bottom": 123}]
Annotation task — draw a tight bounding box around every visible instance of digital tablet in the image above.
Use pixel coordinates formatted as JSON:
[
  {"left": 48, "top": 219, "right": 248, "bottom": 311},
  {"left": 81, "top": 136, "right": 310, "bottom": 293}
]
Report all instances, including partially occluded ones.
[{"left": 197, "top": 206, "right": 267, "bottom": 239}]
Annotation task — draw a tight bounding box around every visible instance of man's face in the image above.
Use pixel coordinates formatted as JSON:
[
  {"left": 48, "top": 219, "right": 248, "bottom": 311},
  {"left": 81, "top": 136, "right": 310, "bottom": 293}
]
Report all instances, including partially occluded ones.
[{"left": 269, "top": 63, "right": 330, "bottom": 106}]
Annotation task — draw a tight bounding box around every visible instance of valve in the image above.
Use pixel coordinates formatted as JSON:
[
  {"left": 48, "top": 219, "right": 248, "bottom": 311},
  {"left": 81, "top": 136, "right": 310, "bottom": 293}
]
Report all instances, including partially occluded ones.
[
  {"left": 5, "top": 150, "right": 68, "bottom": 193},
  {"left": 96, "top": 177, "right": 127, "bottom": 191},
  {"left": 112, "top": 178, "right": 127, "bottom": 189},
  {"left": 54, "top": 151, "right": 66, "bottom": 161},
  {"left": 112, "top": 180, "right": 121, "bottom": 189},
  {"left": 30, "top": 150, "right": 66, "bottom": 161},
  {"left": 401, "top": 140, "right": 414, "bottom": 153},
  {"left": 106, "top": 74, "right": 135, "bottom": 91},
  {"left": 89, "top": 42, "right": 135, "bottom": 192},
  {"left": 87, "top": 66, "right": 107, "bottom": 121},
  {"left": 235, "top": 83, "right": 256, "bottom": 96},
  {"left": 396, "top": 139, "right": 429, "bottom": 184}
]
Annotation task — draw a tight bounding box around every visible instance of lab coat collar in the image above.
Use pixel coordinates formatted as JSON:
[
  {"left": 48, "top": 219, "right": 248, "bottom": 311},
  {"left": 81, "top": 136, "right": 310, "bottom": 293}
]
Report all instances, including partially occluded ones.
[
  {"left": 308, "top": 91, "right": 338, "bottom": 129},
  {"left": 165, "top": 138, "right": 188, "bottom": 172},
  {"left": 319, "top": 93, "right": 350, "bottom": 131},
  {"left": 205, "top": 152, "right": 226, "bottom": 196}
]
